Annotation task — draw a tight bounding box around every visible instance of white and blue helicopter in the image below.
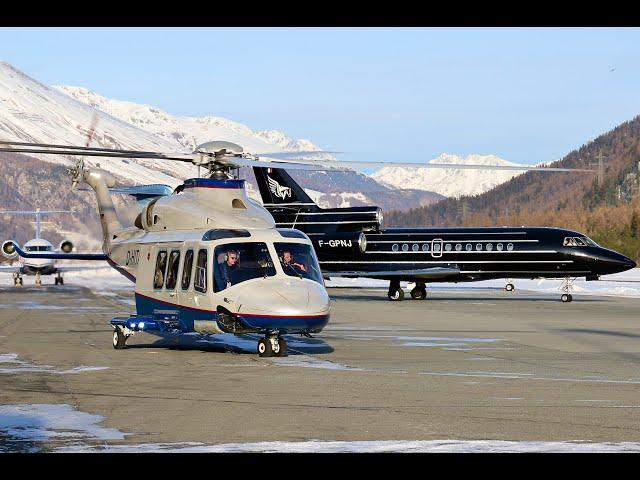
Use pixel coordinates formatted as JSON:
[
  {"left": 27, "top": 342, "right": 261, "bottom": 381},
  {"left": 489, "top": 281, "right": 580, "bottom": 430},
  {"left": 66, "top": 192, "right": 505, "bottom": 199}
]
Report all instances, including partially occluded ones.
[
  {"left": 0, "top": 140, "right": 338, "bottom": 357},
  {"left": 0, "top": 208, "right": 105, "bottom": 286}
]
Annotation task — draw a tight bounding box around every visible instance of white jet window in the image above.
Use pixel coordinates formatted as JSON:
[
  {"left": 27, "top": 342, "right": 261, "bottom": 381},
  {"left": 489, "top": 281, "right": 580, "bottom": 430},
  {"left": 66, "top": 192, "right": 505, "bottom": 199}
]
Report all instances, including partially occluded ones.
[
  {"left": 445, "top": 243, "right": 452, "bottom": 251},
  {"left": 422, "top": 243, "right": 430, "bottom": 252},
  {"left": 455, "top": 243, "right": 462, "bottom": 251},
  {"left": 412, "top": 244, "right": 419, "bottom": 252},
  {"left": 402, "top": 244, "right": 409, "bottom": 252},
  {"left": 476, "top": 243, "right": 482, "bottom": 251},
  {"left": 486, "top": 243, "right": 493, "bottom": 251},
  {"left": 392, "top": 244, "right": 399, "bottom": 252},
  {"left": 497, "top": 243, "right": 504, "bottom": 251},
  {"left": 507, "top": 243, "right": 514, "bottom": 251},
  {"left": 465, "top": 244, "right": 472, "bottom": 251}
]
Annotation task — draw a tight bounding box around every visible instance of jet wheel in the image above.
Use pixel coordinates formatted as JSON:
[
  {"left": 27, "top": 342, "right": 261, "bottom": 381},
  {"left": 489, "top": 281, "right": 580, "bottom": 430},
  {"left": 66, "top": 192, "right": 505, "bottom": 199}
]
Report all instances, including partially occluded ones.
[
  {"left": 388, "top": 288, "right": 405, "bottom": 301},
  {"left": 561, "top": 293, "right": 573, "bottom": 303},
  {"left": 410, "top": 287, "right": 427, "bottom": 300},
  {"left": 505, "top": 283, "right": 515, "bottom": 292},
  {"left": 112, "top": 328, "right": 127, "bottom": 349}
]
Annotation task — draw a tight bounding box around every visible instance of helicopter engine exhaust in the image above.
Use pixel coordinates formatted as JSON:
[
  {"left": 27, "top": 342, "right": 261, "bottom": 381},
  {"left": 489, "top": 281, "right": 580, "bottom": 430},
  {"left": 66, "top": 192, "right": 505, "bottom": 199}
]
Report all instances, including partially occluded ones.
[{"left": 1, "top": 240, "right": 19, "bottom": 259}]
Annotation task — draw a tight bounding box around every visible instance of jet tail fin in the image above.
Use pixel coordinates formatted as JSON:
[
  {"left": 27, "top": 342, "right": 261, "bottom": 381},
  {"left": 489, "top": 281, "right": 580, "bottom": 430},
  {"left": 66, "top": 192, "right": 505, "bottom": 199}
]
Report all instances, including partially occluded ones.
[{"left": 253, "top": 167, "right": 316, "bottom": 206}]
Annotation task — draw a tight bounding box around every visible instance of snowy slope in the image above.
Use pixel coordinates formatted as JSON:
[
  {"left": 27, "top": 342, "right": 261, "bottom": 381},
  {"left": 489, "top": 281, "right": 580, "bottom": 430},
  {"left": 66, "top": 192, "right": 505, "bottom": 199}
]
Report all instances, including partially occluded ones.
[
  {"left": 370, "top": 153, "right": 524, "bottom": 198},
  {"left": 54, "top": 85, "right": 326, "bottom": 157}
]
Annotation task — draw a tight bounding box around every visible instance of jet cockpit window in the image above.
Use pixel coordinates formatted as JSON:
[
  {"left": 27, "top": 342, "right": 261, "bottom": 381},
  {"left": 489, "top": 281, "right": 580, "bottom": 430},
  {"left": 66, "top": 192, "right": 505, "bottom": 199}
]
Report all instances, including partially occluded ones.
[
  {"left": 25, "top": 245, "right": 52, "bottom": 252},
  {"left": 274, "top": 242, "right": 324, "bottom": 285},
  {"left": 564, "top": 236, "right": 596, "bottom": 247},
  {"left": 214, "top": 242, "right": 276, "bottom": 292}
]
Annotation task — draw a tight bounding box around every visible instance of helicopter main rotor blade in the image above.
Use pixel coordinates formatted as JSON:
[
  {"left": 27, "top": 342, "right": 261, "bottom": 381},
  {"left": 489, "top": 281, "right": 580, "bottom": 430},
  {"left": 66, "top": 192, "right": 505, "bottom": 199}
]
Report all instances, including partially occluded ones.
[
  {"left": 0, "top": 145, "right": 194, "bottom": 162},
  {"left": 262, "top": 157, "right": 597, "bottom": 173}
]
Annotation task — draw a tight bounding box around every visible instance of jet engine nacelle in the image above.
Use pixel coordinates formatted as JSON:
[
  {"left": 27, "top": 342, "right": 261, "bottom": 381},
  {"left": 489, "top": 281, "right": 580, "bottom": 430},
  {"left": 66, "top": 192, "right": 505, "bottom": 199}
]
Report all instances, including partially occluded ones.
[
  {"left": 2, "top": 240, "right": 20, "bottom": 259},
  {"left": 59, "top": 240, "right": 74, "bottom": 253},
  {"left": 313, "top": 232, "right": 367, "bottom": 255}
]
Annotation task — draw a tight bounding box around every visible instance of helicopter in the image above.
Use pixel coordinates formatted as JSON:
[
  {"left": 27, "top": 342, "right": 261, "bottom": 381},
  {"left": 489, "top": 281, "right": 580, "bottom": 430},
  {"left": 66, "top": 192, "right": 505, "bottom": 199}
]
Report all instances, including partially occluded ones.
[{"left": 0, "top": 140, "right": 338, "bottom": 357}]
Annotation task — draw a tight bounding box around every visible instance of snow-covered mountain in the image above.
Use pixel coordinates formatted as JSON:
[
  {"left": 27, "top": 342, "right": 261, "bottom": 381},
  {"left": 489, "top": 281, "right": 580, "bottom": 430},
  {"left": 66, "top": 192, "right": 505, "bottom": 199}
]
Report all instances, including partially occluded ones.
[
  {"left": 370, "top": 153, "right": 524, "bottom": 198},
  {"left": 54, "top": 85, "right": 324, "bottom": 156}
]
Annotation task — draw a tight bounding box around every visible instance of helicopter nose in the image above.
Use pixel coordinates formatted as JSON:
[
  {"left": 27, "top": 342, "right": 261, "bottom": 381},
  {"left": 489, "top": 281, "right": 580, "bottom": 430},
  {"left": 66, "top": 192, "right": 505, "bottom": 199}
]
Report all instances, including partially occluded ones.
[{"left": 233, "top": 279, "right": 330, "bottom": 333}]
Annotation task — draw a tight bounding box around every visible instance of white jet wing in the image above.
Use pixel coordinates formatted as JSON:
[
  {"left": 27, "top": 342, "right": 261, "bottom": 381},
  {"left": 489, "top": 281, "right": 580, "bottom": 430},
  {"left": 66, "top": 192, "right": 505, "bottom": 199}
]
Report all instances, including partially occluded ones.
[{"left": 0, "top": 265, "right": 21, "bottom": 273}]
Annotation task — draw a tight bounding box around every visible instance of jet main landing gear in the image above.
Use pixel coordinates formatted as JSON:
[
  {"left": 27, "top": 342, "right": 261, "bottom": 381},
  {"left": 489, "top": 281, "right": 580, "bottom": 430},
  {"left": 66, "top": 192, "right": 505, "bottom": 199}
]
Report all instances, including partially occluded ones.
[
  {"left": 54, "top": 274, "right": 64, "bottom": 286},
  {"left": 257, "top": 333, "right": 287, "bottom": 357},
  {"left": 35, "top": 272, "right": 42, "bottom": 287},
  {"left": 410, "top": 282, "right": 427, "bottom": 300},
  {"left": 12, "top": 273, "right": 23, "bottom": 287},
  {"left": 388, "top": 280, "right": 404, "bottom": 301}
]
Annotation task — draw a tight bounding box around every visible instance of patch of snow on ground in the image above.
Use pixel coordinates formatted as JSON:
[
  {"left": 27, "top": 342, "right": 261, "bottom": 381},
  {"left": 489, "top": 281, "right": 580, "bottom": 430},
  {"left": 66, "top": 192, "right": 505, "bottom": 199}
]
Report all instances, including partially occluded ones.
[
  {"left": 55, "top": 439, "right": 640, "bottom": 453},
  {"left": 0, "top": 352, "right": 108, "bottom": 375},
  {"left": 0, "top": 404, "right": 126, "bottom": 451},
  {"left": 325, "top": 268, "right": 640, "bottom": 298}
]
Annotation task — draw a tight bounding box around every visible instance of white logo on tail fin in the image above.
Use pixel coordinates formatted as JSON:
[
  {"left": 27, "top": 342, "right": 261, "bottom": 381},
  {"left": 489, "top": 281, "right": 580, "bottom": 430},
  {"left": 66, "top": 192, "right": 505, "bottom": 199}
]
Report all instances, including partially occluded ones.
[{"left": 267, "top": 175, "right": 292, "bottom": 200}]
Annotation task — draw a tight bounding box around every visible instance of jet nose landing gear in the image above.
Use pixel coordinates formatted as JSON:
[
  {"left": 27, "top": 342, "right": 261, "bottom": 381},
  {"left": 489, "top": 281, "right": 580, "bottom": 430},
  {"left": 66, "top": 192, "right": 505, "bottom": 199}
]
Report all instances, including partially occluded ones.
[{"left": 258, "top": 334, "right": 287, "bottom": 357}]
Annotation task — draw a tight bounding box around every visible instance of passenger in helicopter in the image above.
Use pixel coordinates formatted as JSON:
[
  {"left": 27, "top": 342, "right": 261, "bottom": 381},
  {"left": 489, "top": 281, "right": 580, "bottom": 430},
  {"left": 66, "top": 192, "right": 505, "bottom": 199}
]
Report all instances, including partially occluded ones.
[{"left": 281, "top": 250, "right": 307, "bottom": 276}]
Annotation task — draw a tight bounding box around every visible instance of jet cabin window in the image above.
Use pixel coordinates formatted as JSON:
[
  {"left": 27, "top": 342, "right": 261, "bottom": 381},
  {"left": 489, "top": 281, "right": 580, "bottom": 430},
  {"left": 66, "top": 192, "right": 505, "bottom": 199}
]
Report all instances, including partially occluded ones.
[
  {"left": 275, "top": 242, "right": 324, "bottom": 285},
  {"left": 153, "top": 251, "right": 168, "bottom": 289},
  {"left": 214, "top": 242, "right": 276, "bottom": 292}
]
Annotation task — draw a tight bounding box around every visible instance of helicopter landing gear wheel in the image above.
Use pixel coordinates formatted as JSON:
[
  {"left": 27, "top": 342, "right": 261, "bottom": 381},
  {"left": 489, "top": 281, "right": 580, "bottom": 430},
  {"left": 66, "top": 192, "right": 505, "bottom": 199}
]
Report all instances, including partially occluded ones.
[
  {"left": 112, "top": 327, "right": 127, "bottom": 349},
  {"left": 275, "top": 338, "right": 288, "bottom": 357},
  {"left": 505, "top": 282, "right": 515, "bottom": 292},
  {"left": 561, "top": 293, "right": 573, "bottom": 303},
  {"left": 410, "top": 284, "right": 427, "bottom": 300},
  {"left": 258, "top": 335, "right": 287, "bottom": 357},
  {"left": 388, "top": 280, "right": 404, "bottom": 301}
]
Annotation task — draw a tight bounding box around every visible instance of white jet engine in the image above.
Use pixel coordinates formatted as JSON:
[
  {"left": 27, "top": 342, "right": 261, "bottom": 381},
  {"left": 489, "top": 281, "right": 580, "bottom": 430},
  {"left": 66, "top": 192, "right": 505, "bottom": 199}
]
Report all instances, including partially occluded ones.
[
  {"left": 2, "top": 240, "right": 20, "bottom": 259},
  {"left": 59, "top": 240, "right": 74, "bottom": 253}
]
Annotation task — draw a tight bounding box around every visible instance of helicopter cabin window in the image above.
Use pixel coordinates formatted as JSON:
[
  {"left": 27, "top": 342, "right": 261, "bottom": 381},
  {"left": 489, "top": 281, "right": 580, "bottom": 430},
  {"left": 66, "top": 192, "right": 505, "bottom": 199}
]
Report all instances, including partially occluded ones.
[
  {"left": 153, "top": 250, "right": 168, "bottom": 289},
  {"left": 181, "top": 249, "right": 194, "bottom": 290},
  {"left": 274, "top": 243, "right": 324, "bottom": 285},
  {"left": 165, "top": 250, "right": 181, "bottom": 290},
  {"left": 194, "top": 249, "right": 207, "bottom": 293},
  {"left": 214, "top": 242, "right": 276, "bottom": 292}
]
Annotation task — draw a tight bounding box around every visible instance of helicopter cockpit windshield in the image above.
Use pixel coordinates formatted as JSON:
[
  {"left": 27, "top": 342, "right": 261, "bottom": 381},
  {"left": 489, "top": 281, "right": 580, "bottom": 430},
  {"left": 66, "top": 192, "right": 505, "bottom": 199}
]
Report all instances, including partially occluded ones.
[
  {"left": 275, "top": 242, "right": 324, "bottom": 285},
  {"left": 214, "top": 242, "right": 277, "bottom": 292}
]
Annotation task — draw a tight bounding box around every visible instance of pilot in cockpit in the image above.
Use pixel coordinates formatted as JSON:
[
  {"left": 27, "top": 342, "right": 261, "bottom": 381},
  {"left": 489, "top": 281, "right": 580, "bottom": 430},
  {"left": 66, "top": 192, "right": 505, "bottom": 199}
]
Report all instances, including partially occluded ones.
[
  {"left": 281, "top": 250, "right": 307, "bottom": 276},
  {"left": 219, "top": 249, "right": 240, "bottom": 288}
]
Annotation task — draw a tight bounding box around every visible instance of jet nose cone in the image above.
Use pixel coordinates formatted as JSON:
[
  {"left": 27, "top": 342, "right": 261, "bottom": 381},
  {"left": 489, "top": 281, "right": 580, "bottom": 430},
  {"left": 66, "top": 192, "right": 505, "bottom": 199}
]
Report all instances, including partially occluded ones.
[{"left": 602, "top": 252, "right": 637, "bottom": 274}]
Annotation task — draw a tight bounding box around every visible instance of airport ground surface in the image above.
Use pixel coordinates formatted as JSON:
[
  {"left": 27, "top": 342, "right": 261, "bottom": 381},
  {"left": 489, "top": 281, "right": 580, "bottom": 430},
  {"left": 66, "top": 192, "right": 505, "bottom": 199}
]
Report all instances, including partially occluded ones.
[{"left": 1, "top": 281, "right": 640, "bottom": 451}]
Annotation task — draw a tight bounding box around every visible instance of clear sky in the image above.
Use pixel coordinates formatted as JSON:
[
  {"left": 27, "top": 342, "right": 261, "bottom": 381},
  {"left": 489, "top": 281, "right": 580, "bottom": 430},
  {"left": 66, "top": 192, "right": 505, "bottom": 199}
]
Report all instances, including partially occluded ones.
[{"left": 1, "top": 27, "right": 639, "bottom": 165}]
